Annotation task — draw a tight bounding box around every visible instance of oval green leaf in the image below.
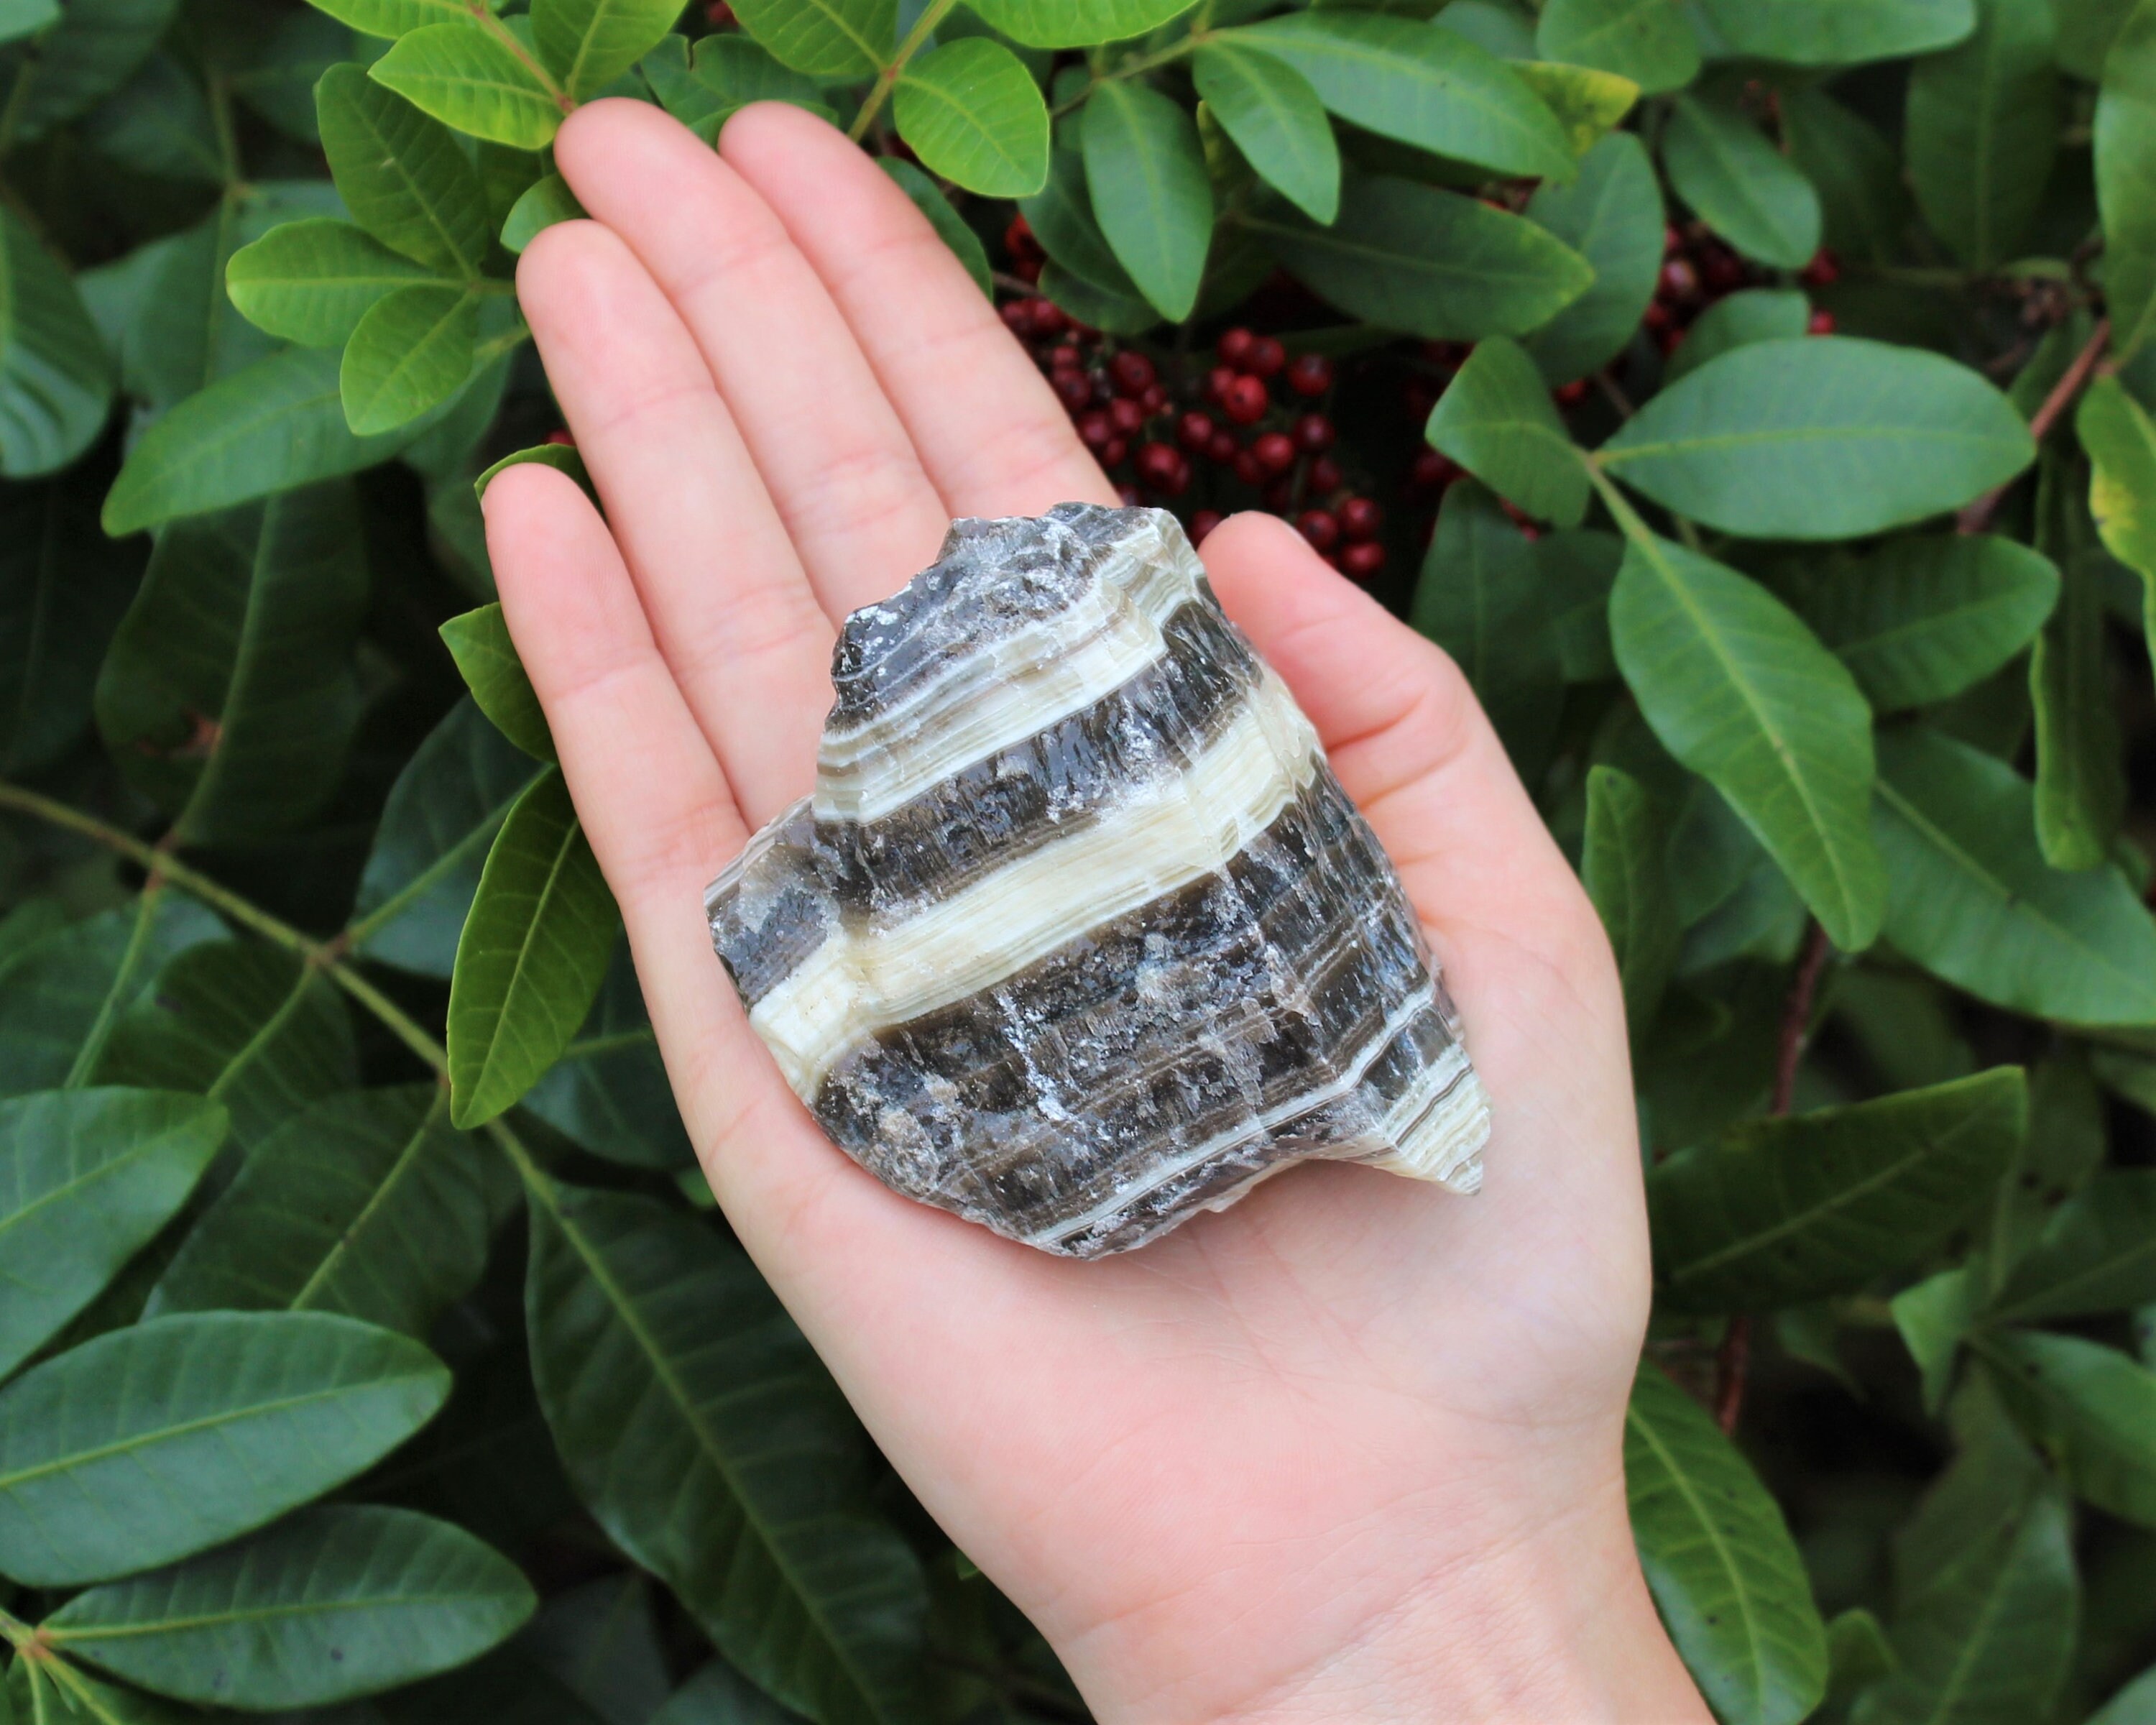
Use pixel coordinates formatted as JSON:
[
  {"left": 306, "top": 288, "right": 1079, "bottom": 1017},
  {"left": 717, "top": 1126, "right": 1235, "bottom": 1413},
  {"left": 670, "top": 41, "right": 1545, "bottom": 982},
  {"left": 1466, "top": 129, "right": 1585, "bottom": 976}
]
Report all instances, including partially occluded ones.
[
  {"left": 1609, "top": 530, "right": 1884, "bottom": 952},
  {"left": 1079, "top": 79, "right": 1210, "bottom": 320},
  {"left": 341, "top": 281, "right": 479, "bottom": 435},
  {"left": 0, "top": 206, "right": 114, "bottom": 480},
  {"left": 1662, "top": 94, "right": 1822, "bottom": 270},
  {"left": 440, "top": 601, "right": 555, "bottom": 761},
  {"left": 447, "top": 768, "right": 618, "bottom": 1127},
  {"left": 2080, "top": 375, "right": 2156, "bottom": 669},
  {"left": 1583, "top": 765, "right": 1678, "bottom": 1045},
  {"left": 1987, "top": 1170, "right": 2156, "bottom": 1323},
  {"left": 1522, "top": 130, "right": 1662, "bottom": 385},
  {"left": 370, "top": 21, "right": 566, "bottom": 150},
  {"left": 2094, "top": 0, "right": 2156, "bottom": 357},
  {"left": 531, "top": 0, "right": 682, "bottom": 99},
  {"left": 1978, "top": 1329, "right": 2156, "bottom": 1528},
  {"left": 317, "top": 61, "right": 490, "bottom": 277},
  {"left": 895, "top": 37, "right": 1049, "bottom": 198},
  {"left": 523, "top": 946, "right": 691, "bottom": 1169},
  {"left": 963, "top": 0, "right": 1192, "bottom": 48},
  {"left": 1664, "top": 288, "right": 1811, "bottom": 383},
  {"left": 225, "top": 218, "right": 440, "bottom": 348},
  {"left": 1536, "top": 0, "right": 1700, "bottom": 93},
  {"left": 1905, "top": 0, "right": 2060, "bottom": 269},
  {"left": 0, "top": 1311, "right": 448, "bottom": 1586},
  {"left": 1192, "top": 40, "right": 1339, "bottom": 225},
  {"left": 1600, "top": 338, "right": 2035, "bottom": 540},
  {"left": 729, "top": 0, "right": 892, "bottom": 78},
  {"left": 1695, "top": 0, "right": 1976, "bottom": 66},
  {"left": 1424, "top": 335, "right": 1589, "bottom": 527}
]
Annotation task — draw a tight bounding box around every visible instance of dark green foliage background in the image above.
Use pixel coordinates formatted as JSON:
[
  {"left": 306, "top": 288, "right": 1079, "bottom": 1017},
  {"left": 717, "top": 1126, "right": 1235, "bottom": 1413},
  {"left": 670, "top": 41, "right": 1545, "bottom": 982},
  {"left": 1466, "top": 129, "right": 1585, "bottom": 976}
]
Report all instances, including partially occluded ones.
[{"left": 4, "top": 0, "right": 2156, "bottom": 1720}]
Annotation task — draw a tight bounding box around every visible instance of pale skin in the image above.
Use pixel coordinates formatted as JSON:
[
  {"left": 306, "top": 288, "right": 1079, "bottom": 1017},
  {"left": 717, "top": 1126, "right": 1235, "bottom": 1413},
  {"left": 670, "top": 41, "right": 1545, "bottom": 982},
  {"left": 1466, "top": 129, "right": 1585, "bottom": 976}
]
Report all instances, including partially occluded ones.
[{"left": 483, "top": 98, "right": 1711, "bottom": 1724}]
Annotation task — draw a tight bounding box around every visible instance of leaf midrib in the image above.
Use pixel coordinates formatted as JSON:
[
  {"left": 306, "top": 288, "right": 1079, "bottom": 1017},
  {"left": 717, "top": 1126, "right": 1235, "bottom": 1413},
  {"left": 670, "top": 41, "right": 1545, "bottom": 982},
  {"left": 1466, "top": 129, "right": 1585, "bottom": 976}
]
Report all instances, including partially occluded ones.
[
  {"left": 52, "top": 1583, "right": 501, "bottom": 1643},
  {"left": 292, "top": 1092, "right": 447, "bottom": 1311}
]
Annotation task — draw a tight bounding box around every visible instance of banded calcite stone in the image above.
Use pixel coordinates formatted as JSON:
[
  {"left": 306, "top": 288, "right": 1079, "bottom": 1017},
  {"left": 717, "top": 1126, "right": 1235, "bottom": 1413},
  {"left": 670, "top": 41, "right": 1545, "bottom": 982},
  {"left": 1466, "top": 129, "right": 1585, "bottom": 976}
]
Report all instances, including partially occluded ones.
[{"left": 705, "top": 503, "right": 1489, "bottom": 1256}]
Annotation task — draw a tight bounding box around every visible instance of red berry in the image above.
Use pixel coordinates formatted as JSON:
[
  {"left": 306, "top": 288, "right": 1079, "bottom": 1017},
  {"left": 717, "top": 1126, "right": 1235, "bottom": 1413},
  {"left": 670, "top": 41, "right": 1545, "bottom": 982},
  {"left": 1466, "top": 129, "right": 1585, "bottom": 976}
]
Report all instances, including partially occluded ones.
[
  {"left": 1247, "top": 336, "right": 1286, "bottom": 377},
  {"left": 1108, "top": 396, "right": 1146, "bottom": 436},
  {"left": 1339, "top": 495, "right": 1382, "bottom": 541},
  {"left": 545, "top": 428, "right": 575, "bottom": 446},
  {"left": 1031, "top": 301, "right": 1068, "bottom": 339},
  {"left": 1048, "top": 342, "right": 1082, "bottom": 372},
  {"left": 1207, "top": 429, "right": 1238, "bottom": 465},
  {"left": 1340, "top": 541, "right": 1386, "bottom": 581},
  {"left": 1190, "top": 509, "right": 1224, "bottom": 544},
  {"left": 706, "top": 1, "right": 737, "bottom": 25},
  {"left": 1005, "top": 213, "right": 1041, "bottom": 261},
  {"left": 1296, "top": 509, "right": 1340, "bottom": 552},
  {"left": 1800, "top": 247, "right": 1841, "bottom": 288},
  {"left": 1117, "top": 482, "right": 1143, "bottom": 506},
  {"left": 1221, "top": 374, "right": 1269, "bottom": 425},
  {"left": 1054, "top": 372, "right": 1091, "bottom": 411},
  {"left": 1077, "top": 409, "right": 1112, "bottom": 450},
  {"left": 1703, "top": 251, "right": 1746, "bottom": 291},
  {"left": 1217, "top": 326, "right": 1256, "bottom": 367},
  {"left": 1177, "top": 410, "right": 1215, "bottom": 453},
  {"left": 1253, "top": 431, "right": 1296, "bottom": 474},
  {"left": 1659, "top": 257, "right": 1700, "bottom": 301},
  {"left": 1664, "top": 223, "right": 1685, "bottom": 256},
  {"left": 1644, "top": 301, "right": 1672, "bottom": 331},
  {"left": 1807, "top": 308, "right": 1837, "bottom": 334},
  {"left": 1206, "top": 364, "right": 1238, "bottom": 403},
  {"left": 1293, "top": 412, "right": 1335, "bottom": 453},
  {"left": 1286, "top": 352, "right": 1335, "bottom": 397},
  {"left": 1658, "top": 324, "right": 1686, "bottom": 356},
  {"left": 1409, "top": 448, "right": 1458, "bottom": 490},
  {"left": 1110, "top": 351, "right": 1156, "bottom": 396},
  {"left": 1234, "top": 449, "right": 1265, "bottom": 487},
  {"left": 1013, "top": 257, "right": 1042, "bottom": 284},
  {"left": 1000, "top": 300, "right": 1032, "bottom": 334},
  {"left": 1553, "top": 378, "right": 1593, "bottom": 408},
  {"left": 1308, "top": 454, "right": 1343, "bottom": 494},
  {"left": 1101, "top": 437, "right": 1128, "bottom": 468},
  {"left": 1135, "top": 441, "right": 1188, "bottom": 496},
  {"left": 1141, "top": 382, "right": 1169, "bottom": 415}
]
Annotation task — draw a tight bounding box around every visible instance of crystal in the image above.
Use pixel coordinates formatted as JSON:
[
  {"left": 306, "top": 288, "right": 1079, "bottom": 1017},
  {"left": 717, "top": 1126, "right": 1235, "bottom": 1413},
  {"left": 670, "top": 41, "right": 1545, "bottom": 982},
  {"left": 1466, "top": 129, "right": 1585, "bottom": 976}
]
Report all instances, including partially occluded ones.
[{"left": 706, "top": 504, "right": 1489, "bottom": 1256}]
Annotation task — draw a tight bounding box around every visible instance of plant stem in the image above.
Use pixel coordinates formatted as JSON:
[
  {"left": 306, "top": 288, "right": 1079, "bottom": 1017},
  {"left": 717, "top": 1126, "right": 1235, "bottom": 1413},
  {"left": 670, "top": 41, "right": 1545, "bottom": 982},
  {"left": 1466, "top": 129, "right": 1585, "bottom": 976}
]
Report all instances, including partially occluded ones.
[
  {"left": 1716, "top": 919, "right": 1833, "bottom": 1434},
  {"left": 848, "top": 0, "right": 961, "bottom": 142},
  {"left": 1957, "top": 316, "right": 2110, "bottom": 534},
  {"left": 1051, "top": 35, "right": 1209, "bottom": 118}
]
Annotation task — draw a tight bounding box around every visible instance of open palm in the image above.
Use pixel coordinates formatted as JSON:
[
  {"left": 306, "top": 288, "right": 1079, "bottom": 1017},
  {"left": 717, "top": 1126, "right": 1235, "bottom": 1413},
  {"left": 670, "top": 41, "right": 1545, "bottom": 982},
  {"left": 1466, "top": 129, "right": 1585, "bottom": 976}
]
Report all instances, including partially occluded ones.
[{"left": 484, "top": 99, "right": 1702, "bottom": 1723}]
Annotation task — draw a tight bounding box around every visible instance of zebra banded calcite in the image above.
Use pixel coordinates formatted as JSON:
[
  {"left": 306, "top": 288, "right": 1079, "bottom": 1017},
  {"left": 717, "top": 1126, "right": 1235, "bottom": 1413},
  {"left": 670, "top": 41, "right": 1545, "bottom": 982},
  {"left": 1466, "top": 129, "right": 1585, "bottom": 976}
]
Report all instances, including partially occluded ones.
[{"left": 705, "top": 504, "right": 1489, "bottom": 1256}]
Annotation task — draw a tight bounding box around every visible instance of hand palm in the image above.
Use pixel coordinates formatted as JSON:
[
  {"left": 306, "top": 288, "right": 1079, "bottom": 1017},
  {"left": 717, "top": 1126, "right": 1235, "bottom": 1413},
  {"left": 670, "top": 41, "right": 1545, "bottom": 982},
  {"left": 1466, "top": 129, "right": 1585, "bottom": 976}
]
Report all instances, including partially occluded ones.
[{"left": 487, "top": 100, "right": 1674, "bottom": 1722}]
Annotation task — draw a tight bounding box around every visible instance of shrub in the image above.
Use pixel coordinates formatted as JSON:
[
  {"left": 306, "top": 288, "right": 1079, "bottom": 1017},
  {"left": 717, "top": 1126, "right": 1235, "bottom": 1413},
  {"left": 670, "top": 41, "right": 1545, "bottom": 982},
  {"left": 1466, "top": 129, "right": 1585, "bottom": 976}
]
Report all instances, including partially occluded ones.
[{"left": 3, "top": 0, "right": 2156, "bottom": 1719}]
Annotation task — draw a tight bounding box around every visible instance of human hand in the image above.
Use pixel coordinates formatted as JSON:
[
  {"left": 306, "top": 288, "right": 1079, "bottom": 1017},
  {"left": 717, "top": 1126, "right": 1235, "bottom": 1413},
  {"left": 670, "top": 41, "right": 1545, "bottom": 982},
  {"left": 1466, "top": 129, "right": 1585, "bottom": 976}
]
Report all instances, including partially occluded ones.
[{"left": 482, "top": 98, "right": 1708, "bottom": 1724}]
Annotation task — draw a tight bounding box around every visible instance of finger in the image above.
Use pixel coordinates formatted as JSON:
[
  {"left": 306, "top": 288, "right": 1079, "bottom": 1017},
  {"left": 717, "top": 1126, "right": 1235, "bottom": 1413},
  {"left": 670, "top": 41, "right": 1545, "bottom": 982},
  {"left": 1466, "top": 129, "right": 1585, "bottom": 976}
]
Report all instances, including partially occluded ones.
[
  {"left": 553, "top": 100, "right": 954, "bottom": 617},
  {"left": 517, "top": 219, "right": 831, "bottom": 825},
  {"left": 719, "top": 101, "right": 1116, "bottom": 518}
]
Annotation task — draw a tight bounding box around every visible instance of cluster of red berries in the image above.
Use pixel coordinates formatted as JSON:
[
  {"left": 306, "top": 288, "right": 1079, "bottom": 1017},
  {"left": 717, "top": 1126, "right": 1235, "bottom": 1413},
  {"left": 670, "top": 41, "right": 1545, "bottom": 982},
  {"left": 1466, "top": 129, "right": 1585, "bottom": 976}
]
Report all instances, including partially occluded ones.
[
  {"left": 1000, "top": 218, "right": 1391, "bottom": 581},
  {"left": 1649, "top": 225, "right": 1840, "bottom": 356}
]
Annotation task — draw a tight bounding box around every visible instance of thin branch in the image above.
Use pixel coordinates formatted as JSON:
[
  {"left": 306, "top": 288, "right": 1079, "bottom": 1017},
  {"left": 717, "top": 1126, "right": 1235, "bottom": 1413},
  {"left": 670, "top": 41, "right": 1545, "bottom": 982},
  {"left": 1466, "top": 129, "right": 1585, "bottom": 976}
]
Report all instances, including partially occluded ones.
[
  {"left": 849, "top": 0, "right": 961, "bottom": 142},
  {"left": 1958, "top": 316, "right": 2110, "bottom": 534},
  {"left": 1049, "top": 34, "right": 1210, "bottom": 118}
]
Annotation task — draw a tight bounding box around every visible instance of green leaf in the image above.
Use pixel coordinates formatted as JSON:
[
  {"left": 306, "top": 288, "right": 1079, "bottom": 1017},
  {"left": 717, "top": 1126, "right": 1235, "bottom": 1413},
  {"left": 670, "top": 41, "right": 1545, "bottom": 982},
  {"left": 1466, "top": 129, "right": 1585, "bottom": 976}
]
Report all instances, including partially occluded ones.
[
  {"left": 372, "top": 22, "right": 567, "bottom": 150},
  {"left": 93, "top": 942, "right": 356, "bottom": 1152},
  {"left": 729, "top": 0, "right": 892, "bottom": 78},
  {"left": 1852, "top": 1409, "right": 2076, "bottom": 1725},
  {"left": 441, "top": 602, "right": 555, "bottom": 761},
  {"left": 1695, "top": 0, "right": 1977, "bottom": 65},
  {"left": 6, "top": 1655, "right": 191, "bottom": 1724},
  {"left": 1535, "top": 0, "right": 1700, "bottom": 93},
  {"left": 147, "top": 1084, "right": 497, "bottom": 1335},
  {"left": 642, "top": 32, "right": 834, "bottom": 142},
  {"left": 1410, "top": 478, "right": 1563, "bottom": 775},
  {"left": 44, "top": 1504, "right": 533, "bottom": 1708},
  {"left": 0, "top": 0, "right": 57, "bottom": 42},
  {"left": 94, "top": 484, "right": 368, "bottom": 844},
  {"left": 1665, "top": 288, "right": 1812, "bottom": 383},
  {"left": 81, "top": 52, "right": 220, "bottom": 185},
  {"left": 1978, "top": 1330, "right": 2156, "bottom": 1527},
  {"left": 1662, "top": 94, "right": 1823, "bottom": 270},
  {"left": 221, "top": 9, "right": 349, "bottom": 142},
  {"left": 1192, "top": 40, "right": 1340, "bottom": 224},
  {"left": 1540, "top": 527, "right": 1623, "bottom": 680},
  {"left": 0, "top": 0, "right": 175, "bottom": 144},
  {"left": 962, "top": 0, "right": 1192, "bottom": 48},
  {"left": 300, "top": 0, "right": 490, "bottom": 38},
  {"left": 342, "top": 282, "right": 480, "bottom": 435},
  {"left": 1599, "top": 338, "right": 2035, "bottom": 540},
  {"left": 532, "top": 0, "right": 681, "bottom": 99},
  {"left": 2079, "top": 376, "right": 2156, "bottom": 671},
  {"left": 1780, "top": 86, "right": 1911, "bottom": 265},
  {"left": 525, "top": 945, "right": 693, "bottom": 1169},
  {"left": 1794, "top": 534, "right": 2060, "bottom": 712},
  {"left": 1020, "top": 147, "right": 1143, "bottom": 301},
  {"left": 1984, "top": 1050, "right": 2105, "bottom": 1297},
  {"left": 1649, "top": 1070, "right": 2025, "bottom": 1311},
  {"left": 1583, "top": 765, "right": 1678, "bottom": 1044},
  {"left": 1905, "top": 0, "right": 2061, "bottom": 269},
  {"left": 1988, "top": 1171, "right": 2156, "bottom": 1322},
  {"left": 2030, "top": 541, "right": 2124, "bottom": 871},
  {"left": 475, "top": 438, "right": 592, "bottom": 501},
  {"left": 0, "top": 1311, "right": 448, "bottom": 1586},
  {"left": 1625, "top": 1360, "right": 1828, "bottom": 1725},
  {"left": 873, "top": 159, "right": 991, "bottom": 299},
  {"left": 1511, "top": 60, "right": 1637, "bottom": 158},
  {"left": 1228, "top": 11, "right": 1574, "bottom": 180},
  {"left": 225, "top": 219, "right": 441, "bottom": 348},
  {"left": 502, "top": 172, "right": 586, "bottom": 254},
  {"left": 1873, "top": 725, "right": 2156, "bottom": 1024},
  {"left": 353, "top": 697, "right": 545, "bottom": 977},
  {"left": 1521, "top": 131, "right": 1662, "bottom": 384},
  {"left": 0, "top": 1090, "right": 224, "bottom": 1383},
  {"left": 894, "top": 37, "right": 1047, "bottom": 198},
  {"left": 0, "top": 474, "right": 137, "bottom": 776},
  {"left": 1893, "top": 1266, "right": 1983, "bottom": 1413},
  {"left": 0, "top": 207, "right": 114, "bottom": 480},
  {"left": 1609, "top": 529, "right": 1884, "bottom": 952},
  {"left": 527, "top": 1185, "right": 929, "bottom": 1724},
  {"left": 1079, "top": 80, "right": 1209, "bottom": 320},
  {"left": 653, "top": 1660, "right": 803, "bottom": 1724},
  {"left": 1424, "top": 336, "right": 1588, "bottom": 526},
  {"left": 2097, "top": 0, "right": 2156, "bottom": 362},
  {"left": 0, "top": 900, "right": 221, "bottom": 1100},
  {"left": 2091, "top": 1666, "right": 2156, "bottom": 1725},
  {"left": 101, "top": 346, "right": 455, "bottom": 534},
  {"left": 1251, "top": 171, "right": 1593, "bottom": 341},
  {"left": 448, "top": 768, "right": 618, "bottom": 1128},
  {"left": 318, "top": 62, "right": 491, "bottom": 278}
]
